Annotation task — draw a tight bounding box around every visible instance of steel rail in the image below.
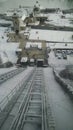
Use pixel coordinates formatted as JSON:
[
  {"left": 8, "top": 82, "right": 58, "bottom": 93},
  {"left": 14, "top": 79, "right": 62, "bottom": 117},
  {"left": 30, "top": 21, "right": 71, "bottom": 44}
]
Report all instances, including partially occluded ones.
[
  {"left": 10, "top": 68, "right": 49, "bottom": 130},
  {"left": 10, "top": 69, "right": 37, "bottom": 130}
]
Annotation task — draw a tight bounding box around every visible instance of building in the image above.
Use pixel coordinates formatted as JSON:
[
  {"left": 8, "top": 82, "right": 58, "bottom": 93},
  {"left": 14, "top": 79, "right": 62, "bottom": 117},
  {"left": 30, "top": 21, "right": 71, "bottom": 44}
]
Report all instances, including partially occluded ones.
[
  {"left": 12, "top": 13, "right": 20, "bottom": 34},
  {"left": 33, "top": 1, "right": 40, "bottom": 16}
]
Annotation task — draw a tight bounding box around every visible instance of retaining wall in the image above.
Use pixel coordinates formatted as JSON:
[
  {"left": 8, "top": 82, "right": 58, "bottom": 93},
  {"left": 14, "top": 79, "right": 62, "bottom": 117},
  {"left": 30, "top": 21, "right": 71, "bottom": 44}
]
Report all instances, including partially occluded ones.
[{"left": 53, "top": 68, "right": 73, "bottom": 98}]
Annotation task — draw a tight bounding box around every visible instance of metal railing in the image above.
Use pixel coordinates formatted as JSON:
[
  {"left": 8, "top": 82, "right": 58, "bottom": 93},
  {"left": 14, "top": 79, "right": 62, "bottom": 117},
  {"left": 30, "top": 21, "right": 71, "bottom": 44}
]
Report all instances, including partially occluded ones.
[
  {"left": 10, "top": 68, "right": 49, "bottom": 130},
  {"left": 0, "top": 68, "right": 25, "bottom": 84},
  {"left": 0, "top": 67, "right": 35, "bottom": 112},
  {"left": 0, "top": 78, "right": 23, "bottom": 111}
]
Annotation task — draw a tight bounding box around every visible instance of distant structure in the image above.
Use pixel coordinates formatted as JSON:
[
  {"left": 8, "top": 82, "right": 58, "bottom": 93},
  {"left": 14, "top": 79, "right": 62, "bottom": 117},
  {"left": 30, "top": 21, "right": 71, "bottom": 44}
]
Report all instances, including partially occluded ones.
[
  {"left": 12, "top": 13, "right": 20, "bottom": 35},
  {"left": 33, "top": 1, "right": 40, "bottom": 16}
]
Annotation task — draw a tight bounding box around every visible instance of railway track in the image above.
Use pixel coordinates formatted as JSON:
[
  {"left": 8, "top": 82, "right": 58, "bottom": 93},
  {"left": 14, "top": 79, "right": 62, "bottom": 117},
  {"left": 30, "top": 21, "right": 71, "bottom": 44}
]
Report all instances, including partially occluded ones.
[
  {"left": 0, "top": 67, "right": 25, "bottom": 84},
  {"left": 0, "top": 67, "right": 55, "bottom": 130}
]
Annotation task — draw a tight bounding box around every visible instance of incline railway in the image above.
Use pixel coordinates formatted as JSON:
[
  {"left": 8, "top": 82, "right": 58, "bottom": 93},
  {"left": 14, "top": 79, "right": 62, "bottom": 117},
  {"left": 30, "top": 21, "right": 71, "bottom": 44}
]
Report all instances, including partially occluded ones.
[
  {"left": 0, "top": 67, "right": 55, "bottom": 130},
  {"left": 0, "top": 67, "right": 25, "bottom": 84}
]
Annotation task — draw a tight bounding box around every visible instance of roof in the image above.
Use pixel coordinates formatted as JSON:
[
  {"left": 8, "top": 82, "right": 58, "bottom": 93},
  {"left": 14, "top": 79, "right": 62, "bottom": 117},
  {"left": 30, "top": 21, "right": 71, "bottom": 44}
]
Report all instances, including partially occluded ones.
[
  {"left": 16, "top": 48, "right": 22, "bottom": 52},
  {"left": 54, "top": 43, "right": 73, "bottom": 49},
  {"left": 30, "top": 58, "right": 34, "bottom": 62},
  {"left": 29, "top": 29, "right": 73, "bottom": 42},
  {"left": 21, "top": 14, "right": 27, "bottom": 21},
  {"left": 37, "top": 59, "right": 44, "bottom": 61},
  {"left": 19, "top": 19, "right": 26, "bottom": 27},
  {"left": 21, "top": 57, "right": 28, "bottom": 62}
]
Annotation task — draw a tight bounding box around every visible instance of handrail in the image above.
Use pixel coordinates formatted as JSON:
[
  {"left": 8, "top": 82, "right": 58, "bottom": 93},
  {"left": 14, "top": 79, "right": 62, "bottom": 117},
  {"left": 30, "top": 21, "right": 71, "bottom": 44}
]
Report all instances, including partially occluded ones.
[
  {"left": 0, "top": 67, "right": 35, "bottom": 112},
  {"left": 0, "top": 68, "right": 25, "bottom": 84}
]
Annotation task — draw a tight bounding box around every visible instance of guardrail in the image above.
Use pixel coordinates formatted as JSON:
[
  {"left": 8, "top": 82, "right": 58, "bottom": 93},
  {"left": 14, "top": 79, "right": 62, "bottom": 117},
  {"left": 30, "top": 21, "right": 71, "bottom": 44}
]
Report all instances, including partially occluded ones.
[
  {"left": 0, "top": 77, "right": 24, "bottom": 111},
  {"left": 0, "top": 68, "right": 25, "bottom": 84},
  {"left": 0, "top": 67, "right": 35, "bottom": 112}
]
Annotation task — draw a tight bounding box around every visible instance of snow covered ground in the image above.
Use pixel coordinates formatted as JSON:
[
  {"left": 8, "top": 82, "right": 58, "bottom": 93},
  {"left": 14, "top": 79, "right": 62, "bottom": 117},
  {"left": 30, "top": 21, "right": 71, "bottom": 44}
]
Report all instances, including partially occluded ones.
[
  {"left": 0, "top": 27, "right": 8, "bottom": 43},
  {"left": 29, "top": 29, "right": 73, "bottom": 42},
  {"left": 0, "top": 42, "right": 19, "bottom": 63}
]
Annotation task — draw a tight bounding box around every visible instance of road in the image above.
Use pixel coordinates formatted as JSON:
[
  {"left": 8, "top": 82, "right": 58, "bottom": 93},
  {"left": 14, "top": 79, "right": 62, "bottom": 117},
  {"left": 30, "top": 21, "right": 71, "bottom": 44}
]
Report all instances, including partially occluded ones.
[
  {"left": 44, "top": 67, "right": 73, "bottom": 130},
  {"left": 43, "top": 50, "right": 73, "bottom": 130}
]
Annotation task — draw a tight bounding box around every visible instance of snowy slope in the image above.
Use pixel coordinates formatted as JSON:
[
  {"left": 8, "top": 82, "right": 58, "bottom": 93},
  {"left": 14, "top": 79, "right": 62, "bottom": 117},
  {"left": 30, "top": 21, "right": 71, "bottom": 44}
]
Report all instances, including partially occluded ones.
[
  {"left": 0, "top": 27, "right": 19, "bottom": 63},
  {"left": 0, "top": 42, "right": 19, "bottom": 63},
  {"left": 46, "top": 13, "right": 73, "bottom": 27}
]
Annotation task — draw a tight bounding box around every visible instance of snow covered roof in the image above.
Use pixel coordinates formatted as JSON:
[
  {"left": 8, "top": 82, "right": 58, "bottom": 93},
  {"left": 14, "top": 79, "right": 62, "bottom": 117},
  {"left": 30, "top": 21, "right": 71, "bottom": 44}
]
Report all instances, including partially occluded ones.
[
  {"left": 16, "top": 48, "right": 22, "bottom": 52},
  {"left": 5, "top": 11, "right": 14, "bottom": 17},
  {"left": 25, "top": 42, "right": 42, "bottom": 49},
  {"left": 36, "top": 13, "right": 48, "bottom": 18},
  {"left": 21, "top": 14, "right": 26, "bottom": 21},
  {"left": 29, "top": 29, "right": 73, "bottom": 42},
  {"left": 37, "top": 59, "right": 44, "bottom": 61},
  {"left": 19, "top": 19, "right": 26, "bottom": 27},
  {"left": 54, "top": 43, "right": 73, "bottom": 49},
  {"left": 28, "top": 21, "right": 39, "bottom": 26},
  {"left": 21, "top": 57, "right": 28, "bottom": 62},
  {"left": 30, "top": 58, "right": 34, "bottom": 62}
]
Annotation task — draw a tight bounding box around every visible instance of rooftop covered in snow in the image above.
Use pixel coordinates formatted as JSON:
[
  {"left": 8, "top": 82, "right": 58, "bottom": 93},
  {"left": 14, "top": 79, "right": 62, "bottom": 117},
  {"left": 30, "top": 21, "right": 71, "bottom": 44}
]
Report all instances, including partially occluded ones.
[
  {"left": 29, "top": 29, "right": 73, "bottom": 42},
  {"left": 54, "top": 43, "right": 73, "bottom": 49}
]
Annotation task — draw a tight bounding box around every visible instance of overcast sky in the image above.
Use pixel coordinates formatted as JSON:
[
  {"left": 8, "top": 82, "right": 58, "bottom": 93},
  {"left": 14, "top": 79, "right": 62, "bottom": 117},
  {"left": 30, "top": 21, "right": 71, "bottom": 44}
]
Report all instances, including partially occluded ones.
[{"left": 0, "top": 0, "right": 73, "bottom": 12}]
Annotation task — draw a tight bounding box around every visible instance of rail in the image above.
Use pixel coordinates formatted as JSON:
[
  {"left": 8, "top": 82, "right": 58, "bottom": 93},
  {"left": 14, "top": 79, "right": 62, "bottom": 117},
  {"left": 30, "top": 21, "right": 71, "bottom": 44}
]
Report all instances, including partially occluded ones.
[
  {"left": 0, "top": 67, "right": 25, "bottom": 84},
  {"left": 10, "top": 68, "right": 48, "bottom": 130}
]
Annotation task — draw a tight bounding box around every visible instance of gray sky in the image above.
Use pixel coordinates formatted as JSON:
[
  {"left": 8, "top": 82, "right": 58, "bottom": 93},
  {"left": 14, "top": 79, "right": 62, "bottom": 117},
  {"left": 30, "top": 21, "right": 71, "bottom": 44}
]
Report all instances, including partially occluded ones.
[{"left": 0, "top": 0, "right": 73, "bottom": 12}]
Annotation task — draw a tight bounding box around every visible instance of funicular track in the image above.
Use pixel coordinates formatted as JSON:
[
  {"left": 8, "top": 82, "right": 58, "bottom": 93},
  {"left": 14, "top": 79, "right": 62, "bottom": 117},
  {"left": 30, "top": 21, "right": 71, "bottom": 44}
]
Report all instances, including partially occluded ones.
[
  {"left": 0, "top": 67, "right": 25, "bottom": 84},
  {"left": 10, "top": 68, "right": 48, "bottom": 130},
  {"left": 0, "top": 67, "right": 55, "bottom": 130}
]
